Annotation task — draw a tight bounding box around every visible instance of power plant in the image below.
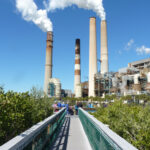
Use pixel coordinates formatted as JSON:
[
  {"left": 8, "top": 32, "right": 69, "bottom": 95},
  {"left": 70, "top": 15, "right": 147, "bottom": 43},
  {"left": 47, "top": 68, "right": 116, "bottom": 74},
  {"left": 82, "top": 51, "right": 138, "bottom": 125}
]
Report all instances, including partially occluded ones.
[
  {"left": 82, "top": 17, "right": 150, "bottom": 97},
  {"left": 74, "top": 39, "right": 82, "bottom": 98},
  {"left": 43, "top": 17, "right": 150, "bottom": 98}
]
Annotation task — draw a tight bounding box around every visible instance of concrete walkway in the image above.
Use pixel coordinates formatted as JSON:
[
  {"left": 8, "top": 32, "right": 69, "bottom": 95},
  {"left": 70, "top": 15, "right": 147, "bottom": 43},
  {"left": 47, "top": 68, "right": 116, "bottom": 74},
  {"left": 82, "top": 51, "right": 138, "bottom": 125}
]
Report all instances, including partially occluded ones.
[{"left": 50, "top": 115, "right": 92, "bottom": 150}]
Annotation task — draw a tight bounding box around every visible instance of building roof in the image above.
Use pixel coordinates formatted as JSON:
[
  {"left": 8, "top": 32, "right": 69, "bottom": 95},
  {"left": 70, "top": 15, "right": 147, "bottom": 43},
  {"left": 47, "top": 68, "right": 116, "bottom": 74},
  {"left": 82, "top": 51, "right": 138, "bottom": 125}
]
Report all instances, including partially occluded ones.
[{"left": 129, "top": 58, "right": 150, "bottom": 66}]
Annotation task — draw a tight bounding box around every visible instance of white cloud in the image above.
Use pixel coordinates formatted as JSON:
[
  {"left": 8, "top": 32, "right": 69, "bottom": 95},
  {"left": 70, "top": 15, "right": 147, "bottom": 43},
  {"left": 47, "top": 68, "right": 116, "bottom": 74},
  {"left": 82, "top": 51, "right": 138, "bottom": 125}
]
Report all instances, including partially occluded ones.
[
  {"left": 16, "top": 0, "right": 52, "bottom": 32},
  {"left": 136, "top": 46, "right": 150, "bottom": 55},
  {"left": 44, "top": 0, "right": 106, "bottom": 20},
  {"left": 125, "top": 39, "right": 134, "bottom": 50}
]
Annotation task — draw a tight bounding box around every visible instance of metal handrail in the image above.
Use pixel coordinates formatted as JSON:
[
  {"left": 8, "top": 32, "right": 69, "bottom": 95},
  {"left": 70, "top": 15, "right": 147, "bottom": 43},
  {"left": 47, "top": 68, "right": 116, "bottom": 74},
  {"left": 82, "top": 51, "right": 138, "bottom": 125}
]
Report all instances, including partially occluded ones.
[
  {"left": 79, "top": 108, "right": 137, "bottom": 150},
  {"left": 0, "top": 108, "right": 66, "bottom": 150}
]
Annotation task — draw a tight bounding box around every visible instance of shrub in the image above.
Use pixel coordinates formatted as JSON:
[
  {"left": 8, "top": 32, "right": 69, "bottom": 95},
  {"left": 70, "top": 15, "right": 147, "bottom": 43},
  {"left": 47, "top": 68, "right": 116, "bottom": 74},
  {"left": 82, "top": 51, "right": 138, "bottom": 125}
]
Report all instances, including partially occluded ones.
[
  {"left": 93, "top": 101, "right": 150, "bottom": 150},
  {"left": 0, "top": 88, "right": 53, "bottom": 145}
]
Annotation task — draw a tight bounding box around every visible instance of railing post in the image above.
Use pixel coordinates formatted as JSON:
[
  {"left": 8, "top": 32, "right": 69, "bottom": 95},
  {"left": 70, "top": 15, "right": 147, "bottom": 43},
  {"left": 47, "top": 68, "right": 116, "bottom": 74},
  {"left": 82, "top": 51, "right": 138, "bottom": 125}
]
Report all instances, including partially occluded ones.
[
  {"left": 47, "top": 124, "right": 51, "bottom": 134},
  {"left": 32, "top": 140, "right": 35, "bottom": 150}
]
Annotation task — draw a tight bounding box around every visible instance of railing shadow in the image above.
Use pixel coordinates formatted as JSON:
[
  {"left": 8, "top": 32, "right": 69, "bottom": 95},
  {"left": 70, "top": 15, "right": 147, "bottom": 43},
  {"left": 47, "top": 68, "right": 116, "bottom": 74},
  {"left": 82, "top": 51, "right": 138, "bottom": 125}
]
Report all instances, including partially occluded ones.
[{"left": 49, "top": 116, "right": 70, "bottom": 150}]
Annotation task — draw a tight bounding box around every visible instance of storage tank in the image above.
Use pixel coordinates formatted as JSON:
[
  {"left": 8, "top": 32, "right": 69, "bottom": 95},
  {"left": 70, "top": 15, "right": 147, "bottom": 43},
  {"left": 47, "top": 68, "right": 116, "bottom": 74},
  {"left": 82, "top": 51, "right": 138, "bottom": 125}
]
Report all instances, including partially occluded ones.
[{"left": 49, "top": 78, "right": 61, "bottom": 98}]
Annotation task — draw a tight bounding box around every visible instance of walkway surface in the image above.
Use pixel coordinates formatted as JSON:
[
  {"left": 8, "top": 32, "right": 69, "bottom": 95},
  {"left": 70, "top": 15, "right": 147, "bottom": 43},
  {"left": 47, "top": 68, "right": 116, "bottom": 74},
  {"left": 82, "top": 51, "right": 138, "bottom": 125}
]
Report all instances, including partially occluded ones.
[{"left": 50, "top": 115, "right": 92, "bottom": 150}]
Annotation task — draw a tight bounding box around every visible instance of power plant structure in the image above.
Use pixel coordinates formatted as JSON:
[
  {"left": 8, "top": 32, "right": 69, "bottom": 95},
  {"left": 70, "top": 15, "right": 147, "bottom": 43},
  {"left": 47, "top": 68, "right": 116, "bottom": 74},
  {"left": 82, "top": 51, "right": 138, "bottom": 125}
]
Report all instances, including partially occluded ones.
[
  {"left": 89, "top": 17, "right": 98, "bottom": 97},
  {"left": 74, "top": 39, "right": 82, "bottom": 97},
  {"left": 48, "top": 78, "right": 61, "bottom": 98},
  {"left": 43, "top": 17, "right": 110, "bottom": 98},
  {"left": 43, "top": 18, "right": 150, "bottom": 98},
  {"left": 84, "top": 17, "right": 150, "bottom": 97},
  {"left": 82, "top": 58, "right": 150, "bottom": 97},
  {"left": 44, "top": 31, "right": 53, "bottom": 94},
  {"left": 44, "top": 32, "right": 61, "bottom": 98},
  {"left": 88, "top": 17, "right": 109, "bottom": 97},
  {"left": 101, "top": 20, "right": 109, "bottom": 74},
  {"left": 109, "top": 58, "right": 150, "bottom": 96}
]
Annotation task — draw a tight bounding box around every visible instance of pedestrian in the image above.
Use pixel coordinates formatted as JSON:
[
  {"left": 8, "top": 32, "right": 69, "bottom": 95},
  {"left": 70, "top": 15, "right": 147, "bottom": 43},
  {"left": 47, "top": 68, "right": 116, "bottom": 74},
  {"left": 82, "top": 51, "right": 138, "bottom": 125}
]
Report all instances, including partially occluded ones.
[
  {"left": 75, "top": 104, "right": 78, "bottom": 115},
  {"left": 57, "top": 101, "right": 62, "bottom": 108},
  {"left": 53, "top": 103, "right": 58, "bottom": 112},
  {"left": 78, "top": 102, "right": 83, "bottom": 108},
  {"left": 65, "top": 103, "right": 69, "bottom": 114},
  {"left": 69, "top": 106, "right": 74, "bottom": 115}
]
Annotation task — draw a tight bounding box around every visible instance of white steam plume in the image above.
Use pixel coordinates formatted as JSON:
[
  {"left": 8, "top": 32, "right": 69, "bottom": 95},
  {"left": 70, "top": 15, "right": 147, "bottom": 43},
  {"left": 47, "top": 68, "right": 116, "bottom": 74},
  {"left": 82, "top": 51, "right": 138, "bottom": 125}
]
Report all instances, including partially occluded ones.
[
  {"left": 45, "top": 0, "right": 106, "bottom": 20},
  {"left": 16, "top": 0, "right": 52, "bottom": 32}
]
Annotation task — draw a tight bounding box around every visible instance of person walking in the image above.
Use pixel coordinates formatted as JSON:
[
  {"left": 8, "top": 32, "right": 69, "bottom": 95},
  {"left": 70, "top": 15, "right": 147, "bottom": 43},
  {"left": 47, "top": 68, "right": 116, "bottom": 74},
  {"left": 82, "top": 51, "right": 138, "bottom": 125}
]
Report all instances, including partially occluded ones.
[
  {"left": 65, "top": 103, "right": 69, "bottom": 114},
  {"left": 75, "top": 104, "right": 78, "bottom": 115}
]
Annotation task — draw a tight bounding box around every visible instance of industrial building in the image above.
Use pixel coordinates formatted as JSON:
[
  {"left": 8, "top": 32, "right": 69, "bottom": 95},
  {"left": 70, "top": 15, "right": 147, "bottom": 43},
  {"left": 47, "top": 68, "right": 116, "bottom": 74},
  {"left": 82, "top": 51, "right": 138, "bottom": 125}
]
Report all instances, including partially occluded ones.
[
  {"left": 111, "top": 58, "right": 150, "bottom": 96},
  {"left": 61, "top": 89, "right": 73, "bottom": 98},
  {"left": 128, "top": 58, "right": 150, "bottom": 70},
  {"left": 81, "top": 58, "right": 150, "bottom": 97},
  {"left": 48, "top": 78, "right": 61, "bottom": 98}
]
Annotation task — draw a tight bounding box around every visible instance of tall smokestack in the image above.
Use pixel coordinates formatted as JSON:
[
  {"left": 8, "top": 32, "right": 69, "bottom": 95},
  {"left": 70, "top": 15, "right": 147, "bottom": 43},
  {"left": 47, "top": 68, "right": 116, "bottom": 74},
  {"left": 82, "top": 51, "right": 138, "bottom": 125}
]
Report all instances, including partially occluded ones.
[
  {"left": 44, "top": 31, "right": 53, "bottom": 94},
  {"left": 89, "top": 17, "right": 97, "bottom": 97},
  {"left": 101, "top": 20, "right": 108, "bottom": 74},
  {"left": 74, "top": 39, "right": 82, "bottom": 97}
]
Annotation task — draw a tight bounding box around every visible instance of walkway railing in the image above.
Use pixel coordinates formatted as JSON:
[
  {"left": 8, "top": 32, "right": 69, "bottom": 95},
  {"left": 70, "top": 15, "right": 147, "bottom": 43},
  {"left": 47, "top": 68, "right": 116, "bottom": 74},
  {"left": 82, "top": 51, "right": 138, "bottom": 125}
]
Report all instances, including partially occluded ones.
[
  {"left": 0, "top": 108, "right": 66, "bottom": 150},
  {"left": 79, "top": 108, "right": 137, "bottom": 150}
]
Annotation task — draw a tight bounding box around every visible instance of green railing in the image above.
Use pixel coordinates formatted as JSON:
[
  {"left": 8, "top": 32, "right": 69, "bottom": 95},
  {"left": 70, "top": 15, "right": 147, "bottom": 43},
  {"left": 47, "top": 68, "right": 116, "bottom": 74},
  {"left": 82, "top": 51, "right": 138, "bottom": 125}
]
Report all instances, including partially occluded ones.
[
  {"left": 1, "top": 108, "right": 66, "bottom": 150},
  {"left": 78, "top": 108, "right": 137, "bottom": 150}
]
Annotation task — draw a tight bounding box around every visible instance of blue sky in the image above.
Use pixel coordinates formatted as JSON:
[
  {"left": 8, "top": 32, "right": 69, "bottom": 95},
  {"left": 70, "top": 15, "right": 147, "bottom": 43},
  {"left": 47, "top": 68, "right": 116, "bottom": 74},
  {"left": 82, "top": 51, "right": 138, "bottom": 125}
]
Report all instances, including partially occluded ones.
[{"left": 0, "top": 0, "right": 150, "bottom": 92}]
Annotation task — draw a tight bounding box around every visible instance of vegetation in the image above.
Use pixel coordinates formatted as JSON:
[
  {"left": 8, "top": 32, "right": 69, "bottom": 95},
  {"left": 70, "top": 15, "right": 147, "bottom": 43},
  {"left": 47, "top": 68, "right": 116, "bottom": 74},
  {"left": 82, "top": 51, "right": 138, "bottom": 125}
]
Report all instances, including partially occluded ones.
[
  {"left": 0, "top": 87, "right": 53, "bottom": 146},
  {"left": 1, "top": 85, "right": 150, "bottom": 149},
  {"left": 93, "top": 100, "right": 150, "bottom": 150}
]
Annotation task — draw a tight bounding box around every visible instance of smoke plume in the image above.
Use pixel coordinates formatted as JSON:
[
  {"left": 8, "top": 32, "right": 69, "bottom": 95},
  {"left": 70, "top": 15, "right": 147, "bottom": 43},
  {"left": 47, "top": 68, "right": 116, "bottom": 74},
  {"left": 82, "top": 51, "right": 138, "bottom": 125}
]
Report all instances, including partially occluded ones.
[
  {"left": 16, "top": 0, "right": 52, "bottom": 32},
  {"left": 45, "top": 0, "right": 106, "bottom": 20}
]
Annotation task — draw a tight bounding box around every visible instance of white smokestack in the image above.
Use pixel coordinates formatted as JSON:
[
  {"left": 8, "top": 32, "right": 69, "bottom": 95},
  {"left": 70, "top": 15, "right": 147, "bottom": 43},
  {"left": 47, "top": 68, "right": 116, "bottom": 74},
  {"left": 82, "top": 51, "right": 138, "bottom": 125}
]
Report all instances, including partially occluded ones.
[
  {"left": 45, "top": 0, "right": 106, "bottom": 20},
  {"left": 89, "top": 17, "right": 97, "bottom": 97},
  {"left": 16, "top": 0, "right": 52, "bottom": 32},
  {"left": 101, "top": 20, "right": 108, "bottom": 74}
]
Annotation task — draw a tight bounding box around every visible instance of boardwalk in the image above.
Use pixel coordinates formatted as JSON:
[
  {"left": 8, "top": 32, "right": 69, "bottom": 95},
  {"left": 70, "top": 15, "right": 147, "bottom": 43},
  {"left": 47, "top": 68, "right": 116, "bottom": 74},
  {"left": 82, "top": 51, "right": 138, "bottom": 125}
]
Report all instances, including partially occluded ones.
[
  {"left": 50, "top": 115, "right": 92, "bottom": 150},
  {"left": 0, "top": 108, "right": 138, "bottom": 150}
]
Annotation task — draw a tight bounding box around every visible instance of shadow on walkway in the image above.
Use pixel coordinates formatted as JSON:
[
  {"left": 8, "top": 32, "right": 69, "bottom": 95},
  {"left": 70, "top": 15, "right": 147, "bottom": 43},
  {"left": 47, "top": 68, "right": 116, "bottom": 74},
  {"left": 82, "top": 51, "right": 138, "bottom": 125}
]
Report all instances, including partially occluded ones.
[{"left": 50, "top": 116, "right": 70, "bottom": 150}]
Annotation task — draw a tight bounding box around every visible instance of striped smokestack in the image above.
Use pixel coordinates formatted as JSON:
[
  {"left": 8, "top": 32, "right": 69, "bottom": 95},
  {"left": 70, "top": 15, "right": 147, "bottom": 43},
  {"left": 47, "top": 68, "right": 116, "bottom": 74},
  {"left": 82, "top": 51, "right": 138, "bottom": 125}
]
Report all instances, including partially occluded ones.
[
  {"left": 74, "top": 39, "right": 82, "bottom": 97},
  {"left": 89, "top": 17, "right": 97, "bottom": 97},
  {"left": 44, "top": 31, "right": 53, "bottom": 95},
  {"left": 101, "top": 20, "right": 108, "bottom": 74}
]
